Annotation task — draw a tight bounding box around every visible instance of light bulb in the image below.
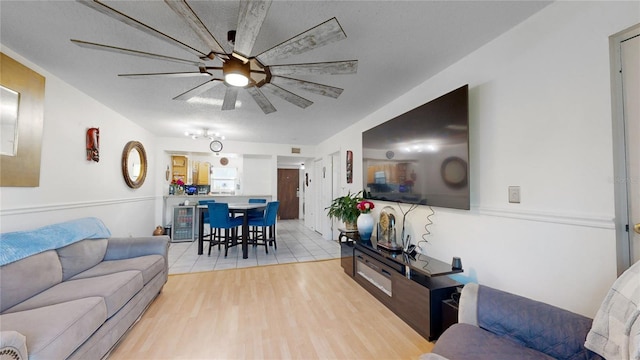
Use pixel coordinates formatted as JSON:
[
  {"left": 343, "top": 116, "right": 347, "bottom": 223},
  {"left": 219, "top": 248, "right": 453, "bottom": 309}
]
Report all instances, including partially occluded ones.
[{"left": 225, "top": 73, "right": 249, "bottom": 87}]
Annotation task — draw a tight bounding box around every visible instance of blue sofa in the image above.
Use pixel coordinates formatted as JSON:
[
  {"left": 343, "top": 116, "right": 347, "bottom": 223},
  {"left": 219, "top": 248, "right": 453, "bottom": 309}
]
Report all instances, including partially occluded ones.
[{"left": 422, "top": 283, "right": 604, "bottom": 360}]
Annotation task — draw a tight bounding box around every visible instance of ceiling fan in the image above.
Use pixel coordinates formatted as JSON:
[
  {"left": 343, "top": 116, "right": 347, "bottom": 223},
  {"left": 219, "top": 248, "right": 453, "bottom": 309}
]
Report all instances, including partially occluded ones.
[{"left": 71, "top": 0, "right": 358, "bottom": 114}]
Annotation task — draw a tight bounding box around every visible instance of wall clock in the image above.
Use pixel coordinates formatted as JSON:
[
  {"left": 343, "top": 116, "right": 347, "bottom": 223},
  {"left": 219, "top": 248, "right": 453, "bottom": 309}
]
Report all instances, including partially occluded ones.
[{"left": 209, "top": 140, "right": 223, "bottom": 153}]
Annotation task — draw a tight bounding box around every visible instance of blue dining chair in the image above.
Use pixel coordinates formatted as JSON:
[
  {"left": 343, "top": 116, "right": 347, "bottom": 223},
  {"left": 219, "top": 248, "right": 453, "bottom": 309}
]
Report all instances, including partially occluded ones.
[
  {"left": 248, "top": 201, "right": 279, "bottom": 253},
  {"left": 198, "top": 200, "right": 217, "bottom": 249},
  {"left": 208, "top": 202, "right": 244, "bottom": 257},
  {"left": 247, "top": 198, "right": 267, "bottom": 218},
  {"left": 247, "top": 198, "right": 267, "bottom": 237}
]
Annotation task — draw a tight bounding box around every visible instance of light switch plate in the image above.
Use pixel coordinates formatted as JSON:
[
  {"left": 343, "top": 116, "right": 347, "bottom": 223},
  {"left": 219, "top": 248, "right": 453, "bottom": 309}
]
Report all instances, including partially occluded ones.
[{"left": 508, "top": 186, "right": 520, "bottom": 203}]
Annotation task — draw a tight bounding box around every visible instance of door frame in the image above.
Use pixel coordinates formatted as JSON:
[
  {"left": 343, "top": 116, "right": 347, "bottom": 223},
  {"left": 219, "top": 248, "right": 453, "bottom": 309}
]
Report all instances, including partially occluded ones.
[{"left": 610, "top": 24, "right": 640, "bottom": 275}]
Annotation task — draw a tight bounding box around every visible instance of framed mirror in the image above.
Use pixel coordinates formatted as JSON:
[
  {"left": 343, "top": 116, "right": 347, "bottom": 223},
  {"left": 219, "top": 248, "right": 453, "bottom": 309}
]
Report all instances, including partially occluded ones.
[{"left": 122, "top": 141, "right": 147, "bottom": 189}]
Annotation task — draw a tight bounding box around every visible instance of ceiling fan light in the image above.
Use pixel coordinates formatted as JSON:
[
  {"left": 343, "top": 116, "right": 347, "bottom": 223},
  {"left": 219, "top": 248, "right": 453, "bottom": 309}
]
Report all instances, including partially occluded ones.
[
  {"left": 223, "top": 58, "right": 250, "bottom": 87},
  {"left": 225, "top": 73, "right": 249, "bottom": 87}
]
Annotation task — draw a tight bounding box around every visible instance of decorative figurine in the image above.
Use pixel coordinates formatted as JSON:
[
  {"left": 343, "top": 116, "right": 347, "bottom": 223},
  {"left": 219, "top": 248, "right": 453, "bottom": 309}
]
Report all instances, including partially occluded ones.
[{"left": 86, "top": 127, "right": 99, "bottom": 162}]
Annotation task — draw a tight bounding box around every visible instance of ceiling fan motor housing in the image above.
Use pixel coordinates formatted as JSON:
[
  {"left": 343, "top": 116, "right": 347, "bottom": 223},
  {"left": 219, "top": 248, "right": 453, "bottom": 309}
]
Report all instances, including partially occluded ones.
[{"left": 227, "top": 30, "right": 236, "bottom": 45}]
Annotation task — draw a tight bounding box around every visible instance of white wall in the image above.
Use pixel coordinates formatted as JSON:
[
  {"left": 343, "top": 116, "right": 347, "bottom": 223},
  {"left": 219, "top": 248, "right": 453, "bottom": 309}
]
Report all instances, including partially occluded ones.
[
  {"left": 0, "top": 47, "right": 157, "bottom": 237},
  {"left": 317, "top": 1, "right": 639, "bottom": 317},
  {"left": 243, "top": 155, "right": 273, "bottom": 195}
]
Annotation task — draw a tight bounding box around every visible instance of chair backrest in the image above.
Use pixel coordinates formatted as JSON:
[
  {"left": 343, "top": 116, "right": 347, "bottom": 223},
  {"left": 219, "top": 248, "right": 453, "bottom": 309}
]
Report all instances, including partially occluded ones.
[
  {"left": 249, "top": 198, "right": 267, "bottom": 203},
  {"left": 264, "top": 201, "right": 280, "bottom": 226},
  {"left": 208, "top": 202, "right": 231, "bottom": 228},
  {"left": 199, "top": 200, "right": 215, "bottom": 223}
]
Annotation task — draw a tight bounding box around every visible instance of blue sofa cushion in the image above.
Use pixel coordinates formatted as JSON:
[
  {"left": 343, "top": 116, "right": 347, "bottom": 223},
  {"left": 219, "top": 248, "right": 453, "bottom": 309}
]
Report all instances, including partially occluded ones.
[
  {"left": 477, "top": 286, "right": 601, "bottom": 360},
  {"left": 433, "top": 323, "right": 555, "bottom": 360}
]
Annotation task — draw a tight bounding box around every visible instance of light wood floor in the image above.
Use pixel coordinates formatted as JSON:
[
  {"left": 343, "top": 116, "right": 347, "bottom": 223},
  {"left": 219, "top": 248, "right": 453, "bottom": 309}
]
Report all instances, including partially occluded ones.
[{"left": 109, "top": 259, "right": 434, "bottom": 360}]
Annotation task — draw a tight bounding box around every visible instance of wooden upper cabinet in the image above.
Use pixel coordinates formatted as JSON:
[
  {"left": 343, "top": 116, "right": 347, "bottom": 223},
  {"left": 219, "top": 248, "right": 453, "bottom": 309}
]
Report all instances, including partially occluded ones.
[
  {"left": 196, "top": 162, "right": 210, "bottom": 185},
  {"left": 171, "top": 155, "right": 187, "bottom": 183}
]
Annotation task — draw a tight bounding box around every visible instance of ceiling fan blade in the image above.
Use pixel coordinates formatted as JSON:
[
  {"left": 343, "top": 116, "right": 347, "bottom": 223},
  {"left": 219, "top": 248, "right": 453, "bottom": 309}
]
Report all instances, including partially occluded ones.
[
  {"left": 119, "top": 71, "right": 211, "bottom": 79},
  {"left": 246, "top": 86, "right": 276, "bottom": 114},
  {"left": 256, "top": 18, "right": 346, "bottom": 65},
  {"left": 222, "top": 87, "right": 239, "bottom": 110},
  {"left": 173, "top": 79, "right": 223, "bottom": 100},
  {"left": 268, "top": 60, "right": 358, "bottom": 76},
  {"left": 262, "top": 83, "right": 312, "bottom": 109},
  {"left": 71, "top": 40, "right": 203, "bottom": 66},
  {"left": 165, "top": 0, "right": 226, "bottom": 56},
  {"left": 77, "top": 0, "right": 207, "bottom": 58},
  {"left": 270, "top": 76, "right": 343, "bottom": 99},
  {"left": 232, "top": 0, "right": 272, "bottom": 59}
]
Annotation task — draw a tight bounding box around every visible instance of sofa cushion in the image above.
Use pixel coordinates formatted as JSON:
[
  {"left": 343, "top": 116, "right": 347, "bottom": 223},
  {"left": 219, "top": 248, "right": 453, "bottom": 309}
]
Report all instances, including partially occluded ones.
[
  {"left": 0, "top": 250, "right": 62, "bottom": 313},
  {"left": 3, "top": 271, "right": 143, "bottom": 318},
  {"left": 433, "top": 323, "right": 555, "bottom": 360},
  {"left": 0, "top": 297, "right": 107, "bottom": 360},
  {"left": 70, "top": 254, "right": 164, "bottom": 285},
  {"left": 56, "top": 238, "right": 108, "bottom": 280}
]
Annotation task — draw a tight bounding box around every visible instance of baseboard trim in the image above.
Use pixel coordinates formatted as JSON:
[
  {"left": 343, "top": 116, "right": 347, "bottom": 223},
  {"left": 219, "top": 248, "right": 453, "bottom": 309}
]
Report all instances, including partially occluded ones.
[{"left": 0, "top": 196, "right": 157, "bottom": 216}]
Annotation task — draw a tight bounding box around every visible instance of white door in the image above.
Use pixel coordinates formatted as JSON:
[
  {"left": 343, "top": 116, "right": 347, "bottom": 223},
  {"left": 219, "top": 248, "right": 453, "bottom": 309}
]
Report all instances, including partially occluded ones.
[
  {"left": 622, "top": 33, "right": 640, "bottom": 262},
  {"left": 331, "top": 152, "right": 340, "bottom": 240},
  {"left": 313, "top": 159, "right": 323, "bottom": 233}
]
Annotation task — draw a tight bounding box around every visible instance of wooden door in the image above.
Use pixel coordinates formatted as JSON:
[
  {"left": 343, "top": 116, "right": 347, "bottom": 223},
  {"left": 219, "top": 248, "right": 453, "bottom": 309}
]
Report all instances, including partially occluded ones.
[{"left": 278, "top": 169, "right": 299, "bottom": 219}]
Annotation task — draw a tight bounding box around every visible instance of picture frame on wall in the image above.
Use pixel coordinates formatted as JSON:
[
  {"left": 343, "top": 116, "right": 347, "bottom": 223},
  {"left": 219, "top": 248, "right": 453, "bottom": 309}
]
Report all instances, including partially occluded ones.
[
  {"left": 0, "top": 53, "right": 45, "bottom": 187},
  {"left": 346, "top": 150, "right": 353, "bottom": 183}
]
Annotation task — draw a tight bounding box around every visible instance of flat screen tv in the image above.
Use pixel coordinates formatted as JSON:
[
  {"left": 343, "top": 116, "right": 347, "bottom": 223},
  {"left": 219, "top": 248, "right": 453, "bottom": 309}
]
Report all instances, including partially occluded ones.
[{"left": 362, "top": 84, "right": 469, "bottom": 210}]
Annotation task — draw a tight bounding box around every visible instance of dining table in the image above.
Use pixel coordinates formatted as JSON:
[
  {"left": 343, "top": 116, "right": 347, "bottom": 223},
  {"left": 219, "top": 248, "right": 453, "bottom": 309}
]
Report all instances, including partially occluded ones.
[{"left": 197, "top": 202, "right": 267, "bottom": 259}]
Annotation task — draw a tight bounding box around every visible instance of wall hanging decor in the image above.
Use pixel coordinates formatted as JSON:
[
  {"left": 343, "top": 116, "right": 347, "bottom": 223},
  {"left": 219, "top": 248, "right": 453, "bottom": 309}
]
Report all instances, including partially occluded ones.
[
  {"left": 346, "top": 150, "right": 353, "bottom": 183},
  {"left": 86, "top": 127, "right": 100, "bottom": 162},
  {"left": 0, "top": 53, "right": 45, "bottom": 187}
]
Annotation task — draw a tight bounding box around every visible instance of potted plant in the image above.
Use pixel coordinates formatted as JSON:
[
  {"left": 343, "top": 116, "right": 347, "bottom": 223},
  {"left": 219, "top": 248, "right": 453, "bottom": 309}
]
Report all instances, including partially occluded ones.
[{"left": 326, "top": 190, "right": 362, "bottom": 230}]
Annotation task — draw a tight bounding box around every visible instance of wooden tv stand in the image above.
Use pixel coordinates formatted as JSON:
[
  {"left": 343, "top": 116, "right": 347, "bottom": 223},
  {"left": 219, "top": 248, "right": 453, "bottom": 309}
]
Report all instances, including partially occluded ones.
[{"left": 341, "top": 240, "right": 462, "bottom": 340}]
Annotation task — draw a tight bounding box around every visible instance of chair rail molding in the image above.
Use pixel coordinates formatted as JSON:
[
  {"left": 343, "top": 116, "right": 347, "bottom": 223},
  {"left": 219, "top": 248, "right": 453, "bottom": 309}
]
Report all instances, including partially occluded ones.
[{"left": 0, "top": 196, "right": 156, "bottom": 216}]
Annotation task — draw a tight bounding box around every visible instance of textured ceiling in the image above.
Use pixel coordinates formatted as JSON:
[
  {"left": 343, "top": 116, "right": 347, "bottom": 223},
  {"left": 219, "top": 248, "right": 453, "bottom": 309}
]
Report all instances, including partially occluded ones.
[{"left": 0, "top": 1, "right": 551, "bottom": 145}]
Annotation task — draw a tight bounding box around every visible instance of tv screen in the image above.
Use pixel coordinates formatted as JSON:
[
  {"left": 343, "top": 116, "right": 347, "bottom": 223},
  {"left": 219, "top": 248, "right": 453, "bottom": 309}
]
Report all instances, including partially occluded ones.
[{"left": 362, "top": 84, "right": 470, "bottom": 210}]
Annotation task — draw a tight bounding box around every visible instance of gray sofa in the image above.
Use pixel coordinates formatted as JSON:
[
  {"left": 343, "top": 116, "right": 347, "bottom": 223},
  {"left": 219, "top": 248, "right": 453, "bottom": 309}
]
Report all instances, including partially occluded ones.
[
  {"left": 0, "top": 218, "right": 169, "bottom": 360},
  {"left": 422, "top": 283, "right": 604, "bottom": 360},
  {"left": 422, "top": 259, "right": 640, "bottom": 360}
]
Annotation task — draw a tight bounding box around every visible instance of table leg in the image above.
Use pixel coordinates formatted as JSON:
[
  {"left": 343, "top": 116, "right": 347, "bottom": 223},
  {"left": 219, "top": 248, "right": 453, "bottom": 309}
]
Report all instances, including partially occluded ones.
[
  {"left": 198, "top": 207, "right": 204, "bottom": 255},
  {"left": 242, "top": 209, "right": 249, "bottom": 259}
]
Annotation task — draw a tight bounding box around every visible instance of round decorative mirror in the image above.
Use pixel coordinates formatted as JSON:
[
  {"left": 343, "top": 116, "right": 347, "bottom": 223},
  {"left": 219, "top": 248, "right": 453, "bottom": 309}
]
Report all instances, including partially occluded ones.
[{"left": 122, "top": 141, "right": 147, "bottom": 189}]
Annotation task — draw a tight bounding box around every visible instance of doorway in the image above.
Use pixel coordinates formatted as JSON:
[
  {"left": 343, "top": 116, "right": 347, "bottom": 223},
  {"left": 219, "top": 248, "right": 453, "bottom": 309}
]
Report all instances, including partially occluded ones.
[
  {"left": 277, "top": 169, "right": 299, "bottom": 219},
  {"left": 611, "top": 25, "right": 640, "bottom": 273}
]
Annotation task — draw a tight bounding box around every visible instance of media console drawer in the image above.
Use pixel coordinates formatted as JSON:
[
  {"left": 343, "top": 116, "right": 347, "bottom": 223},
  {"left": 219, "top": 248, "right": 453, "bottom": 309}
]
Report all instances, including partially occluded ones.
[{"left": 354, "top": 251, "right": 394, "bottom": 307}]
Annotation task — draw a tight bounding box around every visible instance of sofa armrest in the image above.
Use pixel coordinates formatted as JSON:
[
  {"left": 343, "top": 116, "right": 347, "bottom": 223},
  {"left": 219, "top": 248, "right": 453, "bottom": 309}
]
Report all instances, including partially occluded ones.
[
  {"left": 458, "top": 282, "right": 479, "bottom": 326},
  {"left": 104, "top": 236, "right": 169, "bottom": 261},
  {"left": 1, "top": 330, "right": 28, "bottom": 360}
]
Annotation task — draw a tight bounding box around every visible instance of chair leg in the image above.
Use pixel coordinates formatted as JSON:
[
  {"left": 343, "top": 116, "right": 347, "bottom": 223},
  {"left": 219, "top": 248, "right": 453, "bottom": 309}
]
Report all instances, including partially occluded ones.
[
  {"left": 269, "top": 224, "right": 277, "bottom": 249},
  {"left": 224, "top": 228, "right": 230, "bottom": 257},
  {"left": 262, "top": 226, "right": 268, "bottom": 254}
]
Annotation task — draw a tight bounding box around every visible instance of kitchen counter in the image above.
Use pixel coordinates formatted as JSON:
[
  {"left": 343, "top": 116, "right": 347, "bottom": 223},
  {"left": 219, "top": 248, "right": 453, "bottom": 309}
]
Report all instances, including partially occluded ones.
[{"left": 162, "top": 195, "right": 272, "bottom": 230}]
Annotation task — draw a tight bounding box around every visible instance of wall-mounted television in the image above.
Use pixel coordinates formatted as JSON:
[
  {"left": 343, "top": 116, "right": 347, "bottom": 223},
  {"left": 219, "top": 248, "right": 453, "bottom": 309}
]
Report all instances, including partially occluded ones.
[{"left": 362, "top": 84, "right": 470, "bottom": 210}]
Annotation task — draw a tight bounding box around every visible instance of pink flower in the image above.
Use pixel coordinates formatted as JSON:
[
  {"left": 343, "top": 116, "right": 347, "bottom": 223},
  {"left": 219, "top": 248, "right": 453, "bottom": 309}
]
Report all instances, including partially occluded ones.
[{"left": 357, "top": 200, "right": 375, "bottom": 213}]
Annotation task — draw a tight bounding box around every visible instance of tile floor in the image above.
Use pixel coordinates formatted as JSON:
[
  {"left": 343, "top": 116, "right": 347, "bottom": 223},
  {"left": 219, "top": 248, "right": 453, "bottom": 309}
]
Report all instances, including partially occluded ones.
[{"left": 168, "top": 219, "right": 340, "bottom": 274}]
